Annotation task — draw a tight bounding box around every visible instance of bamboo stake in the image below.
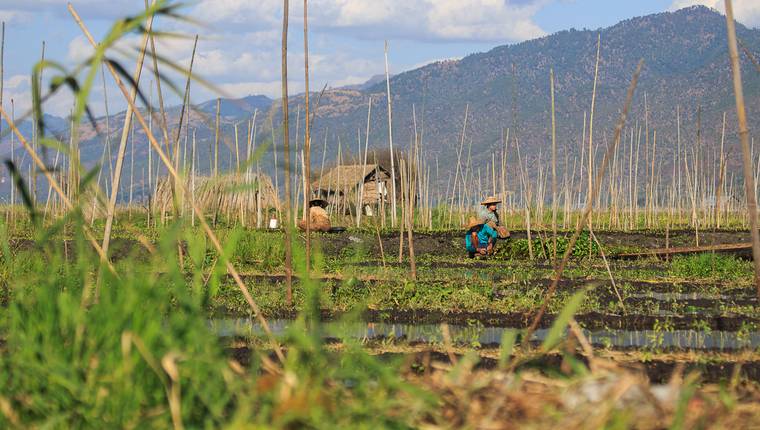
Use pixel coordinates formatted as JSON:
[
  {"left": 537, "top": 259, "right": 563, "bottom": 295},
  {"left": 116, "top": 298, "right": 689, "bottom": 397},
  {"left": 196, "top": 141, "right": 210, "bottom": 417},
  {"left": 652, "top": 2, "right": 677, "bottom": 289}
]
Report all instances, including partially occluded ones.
[
  {"left": 100, "top": 3, "right": 154, "bottom": 258},
  {"left": 31, "top": 42, "right": 44, "bottom": 203},
  {"left": 281, "top": 0, "right": 293, "bottom": 305},
  {"left": 271, "top": 118, "right": 280, "bottom": 219},
  {"left": 214, "top": 97, "right": 220, "bottom": 177},
  {"left": 128, "top": 114, "right": 135, "bottom": 212},
  {"left": 147, "top": 80, "right": 153, "bottom": 227},
  {"left": 146, "top": 0, "right": 171, "bottom": 160},
  {"left": 725, "top": 0, "right": 760, "bottom": 299},
  {"left": 384, "top": 41, "right": 397, "bottom": 227},
  {"left": 8, "top": 99, "right": 13, "bottom": 225},
  {"left": 303, "top": 0, "right": 312, "bottom": 273},
  {"left": 405, "top": 158, "right": 417, "bottom": 279},
  {"left": 191, "top": 129, "right": 196, "bottom": 227},
  {"left": 357, "top": 96, "right": 372, "bottom": 227},
  {"left": 588, "top": 33, "right": 601, "bottom": 231},
  {"left": 550, "top": 67, "right": 558, "bottom": 261},
  {"left": 716, "top": 112, "right": 727, "bottom": 228}
]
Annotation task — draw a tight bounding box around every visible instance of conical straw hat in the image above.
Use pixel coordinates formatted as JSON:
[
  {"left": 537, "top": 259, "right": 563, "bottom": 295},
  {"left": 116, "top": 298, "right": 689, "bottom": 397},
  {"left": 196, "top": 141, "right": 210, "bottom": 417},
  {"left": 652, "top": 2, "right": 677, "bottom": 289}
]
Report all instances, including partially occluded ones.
[
  {"left": 465, "top": 217, "right": 483, "bottom": 230},
  {"left": 480, "top": 196, "right": 502, "bottom": 206}
]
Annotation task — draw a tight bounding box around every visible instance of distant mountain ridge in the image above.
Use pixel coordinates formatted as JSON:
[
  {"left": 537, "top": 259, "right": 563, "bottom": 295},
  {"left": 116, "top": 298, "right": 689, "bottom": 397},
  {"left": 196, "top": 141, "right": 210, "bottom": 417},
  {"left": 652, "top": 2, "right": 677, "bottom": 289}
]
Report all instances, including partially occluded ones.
[{"left": 3, "top": 5, "right": 760, "bottom": 200}]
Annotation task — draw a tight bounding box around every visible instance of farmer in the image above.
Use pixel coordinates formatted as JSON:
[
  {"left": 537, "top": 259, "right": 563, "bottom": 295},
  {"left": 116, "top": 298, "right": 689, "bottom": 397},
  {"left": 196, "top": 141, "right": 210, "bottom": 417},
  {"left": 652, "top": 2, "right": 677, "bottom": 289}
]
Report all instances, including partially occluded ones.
[
  {"left": 478, "top": 196, "right": 511, "bottom": 240},
  {"left": 298, "top": 198, "right": 331, "bottom": 232},
  {"left": 465, "top": 217, "right": 499, "bottom": 258},
  {"left": 479, "top": 196, "right": 501, "bottom": 225}
]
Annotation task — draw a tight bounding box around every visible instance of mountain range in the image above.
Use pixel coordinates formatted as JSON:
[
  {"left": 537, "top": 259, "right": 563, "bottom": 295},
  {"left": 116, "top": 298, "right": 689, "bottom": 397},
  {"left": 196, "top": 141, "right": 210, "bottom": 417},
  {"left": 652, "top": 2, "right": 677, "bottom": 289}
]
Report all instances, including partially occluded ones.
[{"left": 2, "top": 5, "right": 760, "bottom": 201}]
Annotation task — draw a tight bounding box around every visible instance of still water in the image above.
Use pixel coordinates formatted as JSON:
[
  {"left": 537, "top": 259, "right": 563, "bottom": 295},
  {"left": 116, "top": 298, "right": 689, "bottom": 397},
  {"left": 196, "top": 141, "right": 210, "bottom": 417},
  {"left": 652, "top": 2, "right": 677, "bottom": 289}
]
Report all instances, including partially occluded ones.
[{"left": 211, "top": 318, "right": 760, "bottom": 350}]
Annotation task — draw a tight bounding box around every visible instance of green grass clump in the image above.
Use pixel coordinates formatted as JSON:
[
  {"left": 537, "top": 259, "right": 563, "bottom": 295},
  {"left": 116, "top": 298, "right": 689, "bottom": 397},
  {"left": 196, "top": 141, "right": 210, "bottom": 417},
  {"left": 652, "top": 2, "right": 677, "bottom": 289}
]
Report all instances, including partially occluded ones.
[
  {"left": 669, "top": 254, "right": 751, "bottom": 281},
  {"left": 0, "top": 211, "right": 435, "bottom": 428},
  {"left": 0, "top": 217, "right": 238, "bottom": 427}
]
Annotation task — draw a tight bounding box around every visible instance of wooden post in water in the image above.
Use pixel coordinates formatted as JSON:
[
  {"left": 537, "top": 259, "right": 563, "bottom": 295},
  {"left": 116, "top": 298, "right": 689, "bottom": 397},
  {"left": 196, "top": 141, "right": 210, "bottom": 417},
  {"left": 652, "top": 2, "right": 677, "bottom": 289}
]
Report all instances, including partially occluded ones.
[{"left": 725, "top": 0, "right": 760, "bottom": 299}]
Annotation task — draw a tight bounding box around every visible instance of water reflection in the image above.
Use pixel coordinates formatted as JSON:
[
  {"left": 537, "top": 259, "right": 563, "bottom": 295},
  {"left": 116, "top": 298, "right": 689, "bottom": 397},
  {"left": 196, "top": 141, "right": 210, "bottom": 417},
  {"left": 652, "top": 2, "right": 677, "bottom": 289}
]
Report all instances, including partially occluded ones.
[{"left": 210, "top": 319, "right": 760, "bottom": 350}]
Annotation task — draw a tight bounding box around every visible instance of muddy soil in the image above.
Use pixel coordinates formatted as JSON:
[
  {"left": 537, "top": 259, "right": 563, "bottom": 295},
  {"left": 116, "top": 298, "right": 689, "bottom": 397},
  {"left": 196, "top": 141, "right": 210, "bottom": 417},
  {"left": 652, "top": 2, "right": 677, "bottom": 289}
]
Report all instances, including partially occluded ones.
[
  {"left": 10, "top": 238, "right": 148, "bottom": 262},
  {"left": 396, "top": 351, "right": 760, "bottom": 384},
  {"left": 318, "top": 229, "right": 753, "bottom": 260},
  {"left": 236, "top": 308, "right": 758, "bottom": 332},
  {"left": 11, "top": 229, "right": 755, "bottom": 262},
  {"left": 225, "top": 346, "right": 759, "bottom": 384},
  {"left": 355, "top": 309, "right": 758, "bottom": 331}
]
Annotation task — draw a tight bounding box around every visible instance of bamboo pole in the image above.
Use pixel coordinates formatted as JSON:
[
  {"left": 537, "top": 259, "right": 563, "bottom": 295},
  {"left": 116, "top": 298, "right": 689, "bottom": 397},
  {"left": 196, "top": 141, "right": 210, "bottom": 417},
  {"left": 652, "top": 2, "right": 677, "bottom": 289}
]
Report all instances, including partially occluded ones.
[
  {"left": 384, "top": 41, "right": 397, "bottom": 227},
  {"left": 31, "top": 42, "right": 44, "bottom": 204},
  {"left": 146, "top": 0, "right": 171, "bottom": 160},
  {"left": 271, "top": 118, "right": 280, "bottom": 219},
  {"left": 716, "top": 112, "right": 727, "bottom": 228},
  {"left": 147, "top": 80, "right": 153, "bottom": 227},
  {"left": 357, "top": 96, "right": 372, "bottom": 227},
  {"left": 404, "top": 158, "right": 417, "bottom": 279},
  {"left": 8, "top": 99, "right": 13, "bottom": 225},
  {"left": 214, "top": 97, "right": 220, "bottom": 177},
  {"left": 303, "top": 0, "right": 312, "bottom": 273},
  {"left": 191, "top": 129, "right": 196, "bottom": 227},
  {"left": 725, "top": 0, "right": 760, "bottom": 299},
  {"left": 100, "top": 3, "right": 154, "bottom": 257},
  {"left": 281, "top": 0, "right": 293, "bottom": 305},
  {"left": 550, "top": 68, "right": 558, "bottom": 261},
  {"left": 588, "top": 33, "right": 601, "bottom": 231},
  {"left": 128, "top": 114, "right": 135, "bottom": 210}
]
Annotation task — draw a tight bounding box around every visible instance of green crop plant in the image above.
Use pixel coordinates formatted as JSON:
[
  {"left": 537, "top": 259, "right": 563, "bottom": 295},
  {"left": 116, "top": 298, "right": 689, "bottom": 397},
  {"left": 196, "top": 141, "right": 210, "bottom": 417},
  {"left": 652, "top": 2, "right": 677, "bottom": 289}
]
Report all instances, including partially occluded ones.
[{"left": 670, "top": 254, "right": 752, "bottom": 281}]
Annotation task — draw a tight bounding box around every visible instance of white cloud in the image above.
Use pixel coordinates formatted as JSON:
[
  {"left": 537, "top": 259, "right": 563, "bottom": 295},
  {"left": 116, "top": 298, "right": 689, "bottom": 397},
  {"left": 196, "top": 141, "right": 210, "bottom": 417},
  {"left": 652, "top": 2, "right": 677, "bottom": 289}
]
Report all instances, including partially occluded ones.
[
  {"left": 192, "top": 0, "right": 548, "bottom": 43},
  {"left": 670, "top": 0, "right": 760, "bottom": 27},
  {"left": 2, "top": 0, "right": 549, "bottom": 117},
  {"left": 0, "top": 9, "right": 30, "bottom": 24},
  {"left": 5, "top": 75, "right": 29, "bottom": 90},
  {"left": 67, "top": 35, "right": 92, "bottom": 63},
  {"left": 217, "top": 81, "right": 283, "bottom": 98}
]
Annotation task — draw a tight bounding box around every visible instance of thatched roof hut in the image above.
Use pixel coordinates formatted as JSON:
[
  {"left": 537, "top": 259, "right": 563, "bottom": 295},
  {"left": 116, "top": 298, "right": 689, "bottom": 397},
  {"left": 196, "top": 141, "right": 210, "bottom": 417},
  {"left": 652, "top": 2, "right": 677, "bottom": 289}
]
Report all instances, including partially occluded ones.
[
  {"left": 152, "top": 173, "right": 279, "bottom": 223},
  {"left": 311, "top": 164, "right": 390, "bottom": 206}
]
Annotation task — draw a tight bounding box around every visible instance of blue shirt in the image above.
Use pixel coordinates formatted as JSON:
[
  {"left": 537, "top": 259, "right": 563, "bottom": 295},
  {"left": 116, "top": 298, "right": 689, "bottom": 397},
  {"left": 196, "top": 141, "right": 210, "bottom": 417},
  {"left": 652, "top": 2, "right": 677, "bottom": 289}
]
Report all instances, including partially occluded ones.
[{"left": 465, "top": 223, "right": 498, "bottom": 252}]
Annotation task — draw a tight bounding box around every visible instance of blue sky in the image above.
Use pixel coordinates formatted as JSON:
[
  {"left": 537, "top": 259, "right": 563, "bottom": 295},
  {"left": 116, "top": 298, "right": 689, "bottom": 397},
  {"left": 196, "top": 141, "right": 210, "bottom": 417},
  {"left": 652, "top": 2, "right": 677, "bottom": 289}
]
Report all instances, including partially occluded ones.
[{"left": 0, "top": 0, "right": 758, "bottom": 117}]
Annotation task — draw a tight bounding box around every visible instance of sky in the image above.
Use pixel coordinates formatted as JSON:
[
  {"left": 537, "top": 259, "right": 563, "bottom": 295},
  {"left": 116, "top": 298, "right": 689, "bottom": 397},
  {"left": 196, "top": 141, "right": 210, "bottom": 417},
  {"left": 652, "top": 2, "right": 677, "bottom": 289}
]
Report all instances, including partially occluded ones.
[{"left": 0, "top": 0, "right": 759, "bottom": 118}]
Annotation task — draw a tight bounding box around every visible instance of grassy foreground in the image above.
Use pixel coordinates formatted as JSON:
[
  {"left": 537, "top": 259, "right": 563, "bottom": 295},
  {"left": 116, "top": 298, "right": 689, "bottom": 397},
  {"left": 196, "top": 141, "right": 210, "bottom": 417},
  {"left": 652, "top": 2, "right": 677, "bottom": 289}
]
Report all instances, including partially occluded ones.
[{"left": 2, "top": 212, "right": 760, "bottom": 427}]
